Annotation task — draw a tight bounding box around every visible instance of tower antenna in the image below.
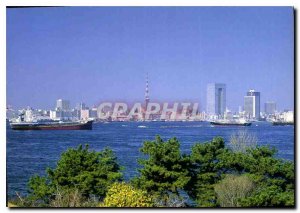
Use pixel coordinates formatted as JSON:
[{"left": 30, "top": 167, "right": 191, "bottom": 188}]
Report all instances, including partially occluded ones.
[{"left": 145, "top": 72, "right": 150, "bottom": 110}]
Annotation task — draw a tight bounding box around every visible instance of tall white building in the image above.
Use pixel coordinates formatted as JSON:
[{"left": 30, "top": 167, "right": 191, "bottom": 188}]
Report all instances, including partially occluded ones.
[
  {"left": 206, "top": 83, "right": 226, "bottom": 118},
  {"left": 56, "top": 99, "right": 70, "bottom": 111},
  {"left": 244, "top": 90, "right": 260, "bottom": 120}
]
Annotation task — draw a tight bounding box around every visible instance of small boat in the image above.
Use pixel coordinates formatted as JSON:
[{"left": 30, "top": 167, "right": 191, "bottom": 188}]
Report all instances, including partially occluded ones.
[
  {"left": 10, "top": 119, "right": 93, "bottom": 130},
  {"left": 210, "top": 119, "right": 252, "bottom": 126}
]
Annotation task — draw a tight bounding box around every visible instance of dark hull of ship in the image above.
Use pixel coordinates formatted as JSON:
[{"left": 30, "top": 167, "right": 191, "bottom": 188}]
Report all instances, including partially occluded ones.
[
  {"left": 272, "top": 121, "right": 294, "bottom": 126},
  {"left": 210, "top": 121, "right": 252, "bottom": 126},
  {"left": 10, "top": 121, "right": 93, "bottom": 130}
]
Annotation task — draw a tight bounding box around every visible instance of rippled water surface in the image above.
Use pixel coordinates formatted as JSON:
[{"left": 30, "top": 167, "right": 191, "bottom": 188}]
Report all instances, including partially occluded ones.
[{"left": 7, "top": 121, "right": 294, "bottom": 198}]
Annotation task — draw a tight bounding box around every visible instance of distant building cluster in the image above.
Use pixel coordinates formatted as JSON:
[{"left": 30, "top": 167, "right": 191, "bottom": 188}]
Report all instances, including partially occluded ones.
[
  {"left": 6, "top": 77, "right": 294, "bottom": 123},
  {"left": 206, "top": 83, "right": 293, "bottom": 122},
  {"left": 7, "top": 99, "right": 99, "bottom": 123}
]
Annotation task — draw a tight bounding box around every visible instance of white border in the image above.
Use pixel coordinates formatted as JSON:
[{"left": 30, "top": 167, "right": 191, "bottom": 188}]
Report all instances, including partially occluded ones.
[
  {"left": 1, "top": 1, "right": 298, "bottom": 212},
  {"left": 0, "top": 0, "right": 298, "bottom": 6}
]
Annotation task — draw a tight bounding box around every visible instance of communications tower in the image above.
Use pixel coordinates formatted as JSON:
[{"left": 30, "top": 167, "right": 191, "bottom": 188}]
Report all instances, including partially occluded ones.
[{"left": 145, "top": 73, "right": 150, "bottom": 110}]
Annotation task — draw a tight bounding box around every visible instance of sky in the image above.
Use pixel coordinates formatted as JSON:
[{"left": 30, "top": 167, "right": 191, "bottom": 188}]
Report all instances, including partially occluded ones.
[{"left": 7, "top": 7, "right": 294, "bottom": 111}]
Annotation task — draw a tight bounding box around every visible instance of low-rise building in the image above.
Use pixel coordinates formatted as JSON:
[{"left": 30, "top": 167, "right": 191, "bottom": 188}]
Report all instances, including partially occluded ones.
[
  {"left": 282, "top": 111, "right": 294, "bottom": 122},
  {"left": 80, "top": 109, "right": 90, "bottom": 120}
]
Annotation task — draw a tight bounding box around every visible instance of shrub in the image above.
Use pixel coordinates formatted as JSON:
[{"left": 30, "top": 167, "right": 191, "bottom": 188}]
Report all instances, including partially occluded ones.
[
  {"left": 185, "top": 137, "right": 226, "bottom": 207},
  {"left": 28, "top": 144, "right": 123, "bottom": 204},
  {"left": 133, "top": 136, "right": 190, "bottom": 196},
  {"left": 214, "top": 174, "right": 255, "bottom": 207},
  {"left": 49, "top": 187, "right": 99, "bottom": 207},
  {"left": 8, "top": 202, "right": 18, "bottom": 208},
  {"left": 99, "top": 182, "right": 154, "bottom": 207},
  {"left": 13, "top": 136, "right": 294, "bottom": 208},
  {"left": 230, "top": 130, "right": 257, "bottom": 153},
  {"left": 186, "top": 136, "right": 294, "bottom": 207}
]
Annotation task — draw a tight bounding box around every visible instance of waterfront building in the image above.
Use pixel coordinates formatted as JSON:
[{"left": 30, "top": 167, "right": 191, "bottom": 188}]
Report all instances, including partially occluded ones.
[
  {"left": 54, "top": 99, "right": 74, "bottom": 120},
  {"left": 238, "top": 106, "right": 243, "bottom": 114},
  {"left": 281, "top": 111, "right": 294, "bottom": 122},
  {"left": 224, "top": 108, "right": 233, "bottom": 120},
  {"left": 89, "top": 107, "right": 98, "bottom": 119},
  {"left": 50, "top": 110, "right": 57, "bottom": 120},
  {"left": 72, "top": 109, "right": 80, "bottom": 120},
  {"left": 24, "top": 108, "right": 34, "bottom": 122},
  {"left": 38, "top": 109, "right": 49, "bottom": 116},
  {"left": 6, "top": 107, "right": 17, "bottom": 120},
  {"left": 206, "top": 83, "right": 226, "bottom": 118},
  {"left": 80, "top": 109, "right": 90, "bottom": 120},
  {"left": 244, "top": 90, "right": 260, "bottom": 120},
  {"left": 265, "top": 102, "right": 276, "bottom": 115},
  {"left": 56, "top": 99, "right": 70, "bottom": 111}
]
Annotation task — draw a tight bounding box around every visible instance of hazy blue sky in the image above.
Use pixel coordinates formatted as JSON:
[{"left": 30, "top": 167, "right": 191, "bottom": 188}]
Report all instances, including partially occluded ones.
[{"left": 7, "top": 7, "right": 294, "bottom": 111}]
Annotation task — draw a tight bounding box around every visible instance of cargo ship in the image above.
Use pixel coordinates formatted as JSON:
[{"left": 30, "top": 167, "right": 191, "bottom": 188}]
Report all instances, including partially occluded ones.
[
  {"left": 10, "top": 118, "right": 93, "bottom": 130},
  {"left": 210, "top": 119, "right": 252, "bottom": 126},
  {"left": 272, "top": 121, "right": 294, "bottom": 126}
]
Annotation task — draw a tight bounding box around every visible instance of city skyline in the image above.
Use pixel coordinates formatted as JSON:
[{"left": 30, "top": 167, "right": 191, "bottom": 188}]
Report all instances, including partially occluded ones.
[
  {"left": 7, "top": 7, "right": 294, "bottom": 111},
  {"left": 6, "top": 78, "right": 289, "bottom": 113}
]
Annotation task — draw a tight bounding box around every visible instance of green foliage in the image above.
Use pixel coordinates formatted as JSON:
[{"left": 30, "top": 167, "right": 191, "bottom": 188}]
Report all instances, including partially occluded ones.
[
  {"left": 214, "top": 174, "right": 255, "bottom": 207},
  {"left": 185, "top": 137, "right": 226, "bottom": 207},
  {"left": 239, "top": 185, "right": 294, "bottom": 207},
  {"left": 28, "top": 175, "right": 54, "bottom": 204},
  {"left": 99, "top": 182, "right": 154, "bottom": 207},
  {"left": 133, "top": 136, "right": 191, "bottom": 196},
  {"left": 12, "top": 135, "right": 294, "bottom": 208},
  {"left": 28, "top": 144, "right": 123, "bottom": 204},
  {"left": 185, "top": 136, "right": 294, "bottom": 207},
  {"left": 217, "top": 146, "right": 294, "bottom": 207}
]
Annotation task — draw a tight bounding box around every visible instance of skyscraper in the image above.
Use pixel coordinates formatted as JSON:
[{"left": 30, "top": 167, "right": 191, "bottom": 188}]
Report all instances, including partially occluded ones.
[
  {"left": 265, "top": 102, "right": 276, "bottom": 115},
  {"left": 206, "top": 83, "right": 226, "bottom": 117},
  {"left": 56, "top": 99, "right": 70, "bottom": 111},
  {"left": 244, "top": 90, "right": 260, "bottom": 119}
]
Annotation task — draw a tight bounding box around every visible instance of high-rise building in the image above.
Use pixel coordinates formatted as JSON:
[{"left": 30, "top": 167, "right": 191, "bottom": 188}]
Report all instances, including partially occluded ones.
[
  {"left": 244, "top": 90, "right": 260, "bottom": 119},
  {"left": 56, "top": 99, "right": 70, "bottom": 111},
  {"left": 265, "top": 102, "right": 276, "bottom": 115},
  {"left": 206, "top": 83, "right": 226, "bottom": 117},
  {"left": 76, "top": 102, "right": 86, "bottom": 110},
  {"left": 238, "top": 106, "right": 243, "bottom": 114}
]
